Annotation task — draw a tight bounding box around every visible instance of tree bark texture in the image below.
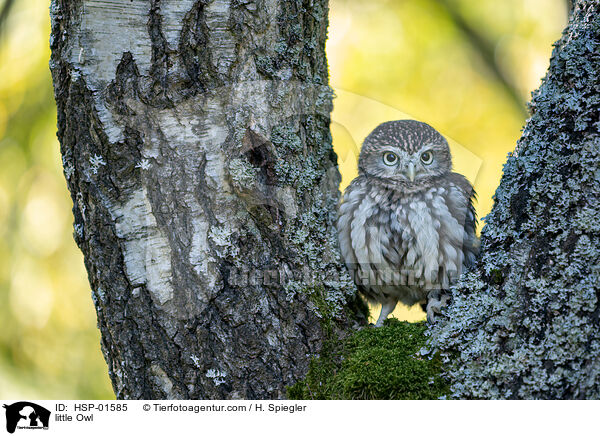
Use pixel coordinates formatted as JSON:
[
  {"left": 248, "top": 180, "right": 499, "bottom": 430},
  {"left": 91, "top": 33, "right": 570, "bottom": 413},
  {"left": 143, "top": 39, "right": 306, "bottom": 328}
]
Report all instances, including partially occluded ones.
[
  {"left": 50, "top": 0, "right": 363, "bottom": 399},
  {"left": 431, "top": 0, "right": 600, "bottom": 399}
]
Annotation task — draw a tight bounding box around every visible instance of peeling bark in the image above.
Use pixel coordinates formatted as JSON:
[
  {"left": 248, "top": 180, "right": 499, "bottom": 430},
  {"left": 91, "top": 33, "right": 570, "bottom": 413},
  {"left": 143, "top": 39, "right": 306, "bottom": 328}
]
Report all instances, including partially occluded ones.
[
  {"left": 50, "top": 0, "right": 364, "bottom": 400},
  {"left": 431, "top": 0, "right": 600, "bottom": 399}
]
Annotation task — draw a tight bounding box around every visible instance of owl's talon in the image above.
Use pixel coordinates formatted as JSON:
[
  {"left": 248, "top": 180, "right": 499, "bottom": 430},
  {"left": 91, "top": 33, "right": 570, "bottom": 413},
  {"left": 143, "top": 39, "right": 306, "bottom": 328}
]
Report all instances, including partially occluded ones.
[
  {"left": 374, "top": 299, "right": 397, "bottom": 327},
  {"left": 426, "top": 291, "right": 451, "bottom": 324}
]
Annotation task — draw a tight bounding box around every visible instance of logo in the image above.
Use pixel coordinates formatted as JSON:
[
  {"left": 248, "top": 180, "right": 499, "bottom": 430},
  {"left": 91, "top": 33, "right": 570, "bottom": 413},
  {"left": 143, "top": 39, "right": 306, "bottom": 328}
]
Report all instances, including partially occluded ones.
[{"left": 3, "top": 402, "right": 50, "bottom": 434}]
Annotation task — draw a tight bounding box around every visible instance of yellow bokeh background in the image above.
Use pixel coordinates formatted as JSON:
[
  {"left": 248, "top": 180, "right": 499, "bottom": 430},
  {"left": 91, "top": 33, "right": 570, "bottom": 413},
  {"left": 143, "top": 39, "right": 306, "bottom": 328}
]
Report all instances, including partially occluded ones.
[{"left": 0, "top": 0, "right": 566, "bottom": 398}]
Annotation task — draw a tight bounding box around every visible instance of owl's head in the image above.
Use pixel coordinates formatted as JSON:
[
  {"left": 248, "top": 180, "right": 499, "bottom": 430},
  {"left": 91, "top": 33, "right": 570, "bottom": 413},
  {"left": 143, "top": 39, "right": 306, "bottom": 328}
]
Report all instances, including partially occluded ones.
[{"left": 358, "top": 120, "right": 452, "bottom": 185}]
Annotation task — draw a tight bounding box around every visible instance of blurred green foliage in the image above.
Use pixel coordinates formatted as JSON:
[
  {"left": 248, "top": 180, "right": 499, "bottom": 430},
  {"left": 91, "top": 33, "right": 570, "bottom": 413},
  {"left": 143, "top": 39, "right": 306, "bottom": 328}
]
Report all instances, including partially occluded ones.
[
  {"left": 0, "top": 0, "right": 565, "bottom": 398},
  {"left": 0, "top": 0, "right": 114, "bottom": 398}
]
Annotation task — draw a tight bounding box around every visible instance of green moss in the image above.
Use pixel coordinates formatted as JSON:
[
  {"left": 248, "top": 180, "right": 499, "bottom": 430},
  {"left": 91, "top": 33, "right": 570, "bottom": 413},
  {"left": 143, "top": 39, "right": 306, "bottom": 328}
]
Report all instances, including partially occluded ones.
[
  {"left": 305, "top": 285, "right": 335, "bottom": 330},
  {"left": 490, "top": 269, "right": 504, "bottom": 285},
  {"left": 288, "top": 320, "right": 449, "bottom": 400}
]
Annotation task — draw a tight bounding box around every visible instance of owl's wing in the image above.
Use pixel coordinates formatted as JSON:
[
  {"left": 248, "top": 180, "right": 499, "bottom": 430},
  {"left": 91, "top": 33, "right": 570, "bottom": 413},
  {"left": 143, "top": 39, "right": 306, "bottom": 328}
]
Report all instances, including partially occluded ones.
[
  {"left": 337, "top": 177, "right": 369, "bottom": 269},
  {"left": 446, "top": 173, "right": 479, "bottom": 268}
]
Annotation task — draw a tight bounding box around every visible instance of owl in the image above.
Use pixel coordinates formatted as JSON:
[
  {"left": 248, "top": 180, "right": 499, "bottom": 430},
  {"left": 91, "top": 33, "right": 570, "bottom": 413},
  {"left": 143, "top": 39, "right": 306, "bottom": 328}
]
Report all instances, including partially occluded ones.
[{"left": 337, "top": 120, "right": 479, "bottom": 326}]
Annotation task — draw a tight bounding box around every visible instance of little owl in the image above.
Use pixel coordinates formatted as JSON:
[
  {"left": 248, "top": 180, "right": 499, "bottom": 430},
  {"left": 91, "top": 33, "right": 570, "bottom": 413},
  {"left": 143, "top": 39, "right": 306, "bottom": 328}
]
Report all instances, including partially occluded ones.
[{"left": 337, "top": 120, "right": 479, "bottom": 326}]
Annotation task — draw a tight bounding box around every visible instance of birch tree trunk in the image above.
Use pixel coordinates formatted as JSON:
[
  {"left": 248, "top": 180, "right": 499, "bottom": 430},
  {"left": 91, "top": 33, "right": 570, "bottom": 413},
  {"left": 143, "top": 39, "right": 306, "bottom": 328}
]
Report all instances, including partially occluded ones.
[
  {"left": 50, "top": 0, "right": 364, "bottom": 400},
  {"left": 431, "top": 0, "right": 600, "bottom": 399}
]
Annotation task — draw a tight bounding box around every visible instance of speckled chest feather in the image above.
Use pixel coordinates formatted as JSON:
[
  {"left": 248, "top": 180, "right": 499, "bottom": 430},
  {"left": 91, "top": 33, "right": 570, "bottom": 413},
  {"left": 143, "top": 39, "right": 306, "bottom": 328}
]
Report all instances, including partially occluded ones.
[{"left": 337, "top": 175, "right": 477, "bottom": 307}]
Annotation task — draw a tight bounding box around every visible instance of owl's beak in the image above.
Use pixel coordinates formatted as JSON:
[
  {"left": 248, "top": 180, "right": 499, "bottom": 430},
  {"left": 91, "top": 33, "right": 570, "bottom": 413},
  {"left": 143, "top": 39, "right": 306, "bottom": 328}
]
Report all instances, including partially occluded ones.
[{"left": 406, "top": 162, "right": 416, "bottom": 182}]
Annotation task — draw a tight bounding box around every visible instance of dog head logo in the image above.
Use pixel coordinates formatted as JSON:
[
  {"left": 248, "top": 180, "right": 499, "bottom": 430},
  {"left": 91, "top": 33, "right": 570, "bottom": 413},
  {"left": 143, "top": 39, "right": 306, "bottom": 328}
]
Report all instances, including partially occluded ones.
[{"left": 3, "top": 402, "right": 50, "bottom": 434}]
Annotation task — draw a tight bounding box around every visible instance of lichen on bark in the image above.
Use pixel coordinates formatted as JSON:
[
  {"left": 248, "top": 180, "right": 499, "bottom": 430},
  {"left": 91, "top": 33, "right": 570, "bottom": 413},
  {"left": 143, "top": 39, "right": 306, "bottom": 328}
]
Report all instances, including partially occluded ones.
[{"left": 430, "top": 0, "right": 600, "bottom": 399}]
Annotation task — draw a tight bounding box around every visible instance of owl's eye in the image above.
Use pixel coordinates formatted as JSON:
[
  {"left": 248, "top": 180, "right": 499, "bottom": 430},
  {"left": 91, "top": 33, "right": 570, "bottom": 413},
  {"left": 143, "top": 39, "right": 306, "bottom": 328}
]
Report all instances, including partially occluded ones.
[
  {"left": 383, "top": 152, "right": 399, "bottom": 166},
  {"left": 420, "top": 151, "right": 433, "bottom": 165}
]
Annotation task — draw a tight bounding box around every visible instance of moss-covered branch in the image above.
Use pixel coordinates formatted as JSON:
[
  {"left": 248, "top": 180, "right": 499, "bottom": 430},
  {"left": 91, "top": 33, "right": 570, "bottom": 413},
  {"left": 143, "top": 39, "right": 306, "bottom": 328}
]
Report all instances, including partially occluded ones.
[{"left": 288, "top": 320, "right": 449, "bottom": 400}]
